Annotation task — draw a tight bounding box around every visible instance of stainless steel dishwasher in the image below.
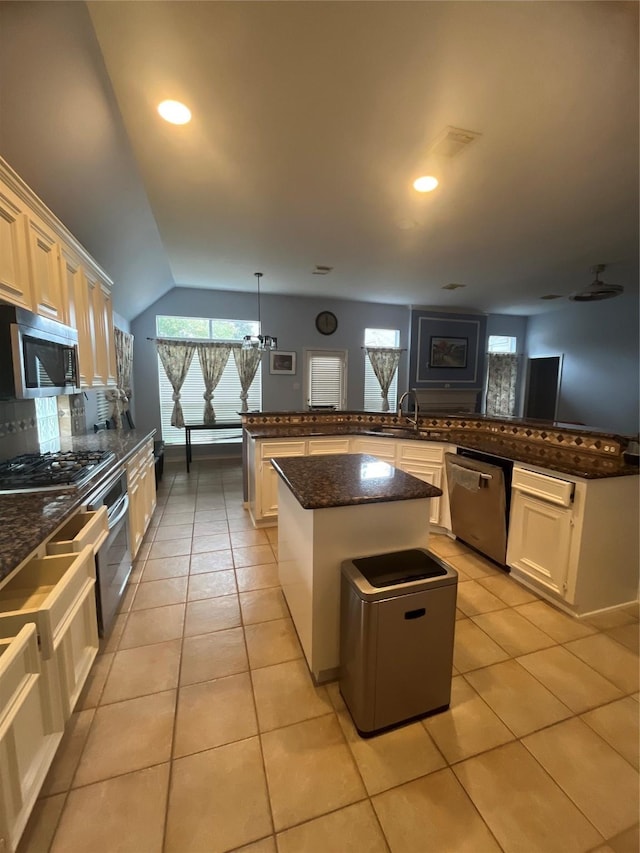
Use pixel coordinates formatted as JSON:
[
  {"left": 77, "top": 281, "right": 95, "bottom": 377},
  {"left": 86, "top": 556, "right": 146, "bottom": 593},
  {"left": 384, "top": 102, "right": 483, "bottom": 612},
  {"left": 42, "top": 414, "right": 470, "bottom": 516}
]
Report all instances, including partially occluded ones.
[{"left": 445, "top": 448, "right": 513, "bottom": 566}]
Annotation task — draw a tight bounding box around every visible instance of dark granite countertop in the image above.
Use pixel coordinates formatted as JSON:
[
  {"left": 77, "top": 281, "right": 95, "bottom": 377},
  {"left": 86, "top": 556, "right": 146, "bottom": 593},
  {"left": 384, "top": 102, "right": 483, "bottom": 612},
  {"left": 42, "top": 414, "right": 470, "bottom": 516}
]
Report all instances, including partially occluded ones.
[
  {"left": 245, "top": 422, "right": 638, "bottom": 480},
  {"left": 271, "top": 453, "right": 443, "bottom": 510},
  {"left": 0, "top": 430, "right": 155, "bottom": 583}
]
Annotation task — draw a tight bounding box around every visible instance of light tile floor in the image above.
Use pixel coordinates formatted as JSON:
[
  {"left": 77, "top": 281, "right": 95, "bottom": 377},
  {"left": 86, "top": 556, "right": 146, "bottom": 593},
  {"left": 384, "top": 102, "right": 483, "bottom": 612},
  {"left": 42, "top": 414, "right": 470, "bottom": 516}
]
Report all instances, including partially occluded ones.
[{"left": 19, "top": 459, "right": 639, "bottom": 853}]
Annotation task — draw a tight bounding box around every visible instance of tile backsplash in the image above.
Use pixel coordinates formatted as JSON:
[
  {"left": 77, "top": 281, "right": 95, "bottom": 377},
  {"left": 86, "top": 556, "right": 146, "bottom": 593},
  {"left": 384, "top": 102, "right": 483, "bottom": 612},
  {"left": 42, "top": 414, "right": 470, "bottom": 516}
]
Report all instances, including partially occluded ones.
[{"left": 0, "top": 394, "right": 88, "bottom": 461}]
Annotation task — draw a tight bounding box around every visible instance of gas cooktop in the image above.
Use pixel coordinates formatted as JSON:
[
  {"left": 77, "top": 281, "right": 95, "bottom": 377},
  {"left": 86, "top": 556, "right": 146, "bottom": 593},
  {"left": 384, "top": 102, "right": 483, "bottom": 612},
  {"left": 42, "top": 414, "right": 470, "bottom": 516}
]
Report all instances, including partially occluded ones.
[{"left": 0, "top": 450, "right": 116, "bottom": 493}]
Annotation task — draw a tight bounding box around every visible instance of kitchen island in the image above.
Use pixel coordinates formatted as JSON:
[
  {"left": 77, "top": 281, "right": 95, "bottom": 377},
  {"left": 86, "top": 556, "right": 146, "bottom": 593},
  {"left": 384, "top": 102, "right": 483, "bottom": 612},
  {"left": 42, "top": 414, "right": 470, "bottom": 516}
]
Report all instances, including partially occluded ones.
[{"left": 271, "top": 453, "right": 442, "bottom": 683}]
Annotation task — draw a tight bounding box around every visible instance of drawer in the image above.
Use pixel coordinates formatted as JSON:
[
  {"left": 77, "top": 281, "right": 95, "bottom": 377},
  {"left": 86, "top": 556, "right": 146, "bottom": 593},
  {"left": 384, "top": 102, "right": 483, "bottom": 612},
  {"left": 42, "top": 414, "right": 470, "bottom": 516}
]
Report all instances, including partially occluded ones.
[
  {"left": 46, "top": 506, "right": 108, "bottom": 557},
  {"left": 0, "top": 546, "right": 95, "bottom": 659},
  {"left": 351, "top": 437, "right": 396, "bottom": 459},
  {"left": 397, "top": 442, "right": 446, "bottom": 464},
  {"left": 260, "top": 440, "right": 306, "bottom": 459},
  {"left": 307, "top": 438, "right": 351, "bottom": 455},
  {"left": 512, "top": 467, "right": 575, "bottom": 507}
]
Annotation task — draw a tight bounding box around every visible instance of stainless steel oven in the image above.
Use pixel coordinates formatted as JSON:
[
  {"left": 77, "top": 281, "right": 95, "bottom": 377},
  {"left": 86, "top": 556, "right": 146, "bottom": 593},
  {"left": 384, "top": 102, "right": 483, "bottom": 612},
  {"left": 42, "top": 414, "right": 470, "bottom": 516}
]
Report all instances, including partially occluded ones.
[{"left": 86, "top": 468, "right": 132, "bottom": 636}]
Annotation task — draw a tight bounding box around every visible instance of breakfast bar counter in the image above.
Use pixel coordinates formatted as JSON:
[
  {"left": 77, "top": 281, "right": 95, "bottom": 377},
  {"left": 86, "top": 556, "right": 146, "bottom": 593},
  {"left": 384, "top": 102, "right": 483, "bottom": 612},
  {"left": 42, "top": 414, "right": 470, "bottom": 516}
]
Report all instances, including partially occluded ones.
[{"left": 271, "top": 453, "right": 442, "bottom": 682}]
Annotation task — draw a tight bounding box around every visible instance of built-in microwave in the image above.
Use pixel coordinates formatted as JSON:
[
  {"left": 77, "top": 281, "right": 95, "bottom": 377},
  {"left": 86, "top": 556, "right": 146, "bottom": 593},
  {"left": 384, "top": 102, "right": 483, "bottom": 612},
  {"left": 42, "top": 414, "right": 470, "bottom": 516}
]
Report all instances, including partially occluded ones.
[{"left": 0, "top": 305, "right": 80, "bottom": 399}]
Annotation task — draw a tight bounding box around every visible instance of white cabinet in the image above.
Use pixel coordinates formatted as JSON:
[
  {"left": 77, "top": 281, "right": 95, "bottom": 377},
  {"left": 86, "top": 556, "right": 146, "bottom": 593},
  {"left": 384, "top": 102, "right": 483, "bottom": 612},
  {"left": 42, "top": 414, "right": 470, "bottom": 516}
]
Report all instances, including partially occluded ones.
[
  {"left": 507, "top": 487, "right": 574, "bottom": 597},
  {"left": 0, "top": 546, "right": 98, "bottom": 721},
  {"left": 395, "top": 441, "right": 453, "bottom": 529},
  {"left": 350, "top": 436, "right": 396, "bottom": 461},
  {"left": 0, "top": 625, "right": 64, "bottom": 853},
  {"left": 507, "top": 465, "right": 639, "bottom": 614},
  {"left": 61, "top": 247, "right": 93, "bottom": 386},
  {"left": 249, "top": 439, "right": 307, "bottom": 525},
  {"left": 25, "top": 218, "right": 64, "bottom": 323},
  {"left": 307, "top": 438, "right": 350, "bottom": 455},
  {"left": 0, "top": 186, "right": 32, "bottom": 310},
  {"left": 85, "top": 269, "right": 117, "bottom": 389},
  {"left": 0, "top": 157, "right": 118, "bottom": 388},
  {"left": 126, "top": 440, "right": 157, "bottom": 558}
]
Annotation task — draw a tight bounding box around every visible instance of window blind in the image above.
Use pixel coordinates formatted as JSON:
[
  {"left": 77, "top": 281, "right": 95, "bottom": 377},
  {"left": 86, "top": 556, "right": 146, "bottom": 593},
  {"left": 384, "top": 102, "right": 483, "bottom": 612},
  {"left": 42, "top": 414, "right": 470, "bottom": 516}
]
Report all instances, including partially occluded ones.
[
  {"left": 306, "top": 351, "right": 346, "bottom": 409},
  {"left": 158, "top": 355, "right": 261, "bottom": 444}
]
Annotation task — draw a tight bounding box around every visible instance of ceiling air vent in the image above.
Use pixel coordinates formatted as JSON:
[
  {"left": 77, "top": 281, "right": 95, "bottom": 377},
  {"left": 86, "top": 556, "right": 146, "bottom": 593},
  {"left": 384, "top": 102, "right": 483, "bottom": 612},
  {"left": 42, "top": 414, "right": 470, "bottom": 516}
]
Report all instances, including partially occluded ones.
[
  {"left": 442, "top": 283, "right": 466, "bottom": 291},
  {"left": 428, "top": 126, "right": 482, "bottom": 159},
  {"left": 312, "top": 265, "right": 333, "bottom": 275}
]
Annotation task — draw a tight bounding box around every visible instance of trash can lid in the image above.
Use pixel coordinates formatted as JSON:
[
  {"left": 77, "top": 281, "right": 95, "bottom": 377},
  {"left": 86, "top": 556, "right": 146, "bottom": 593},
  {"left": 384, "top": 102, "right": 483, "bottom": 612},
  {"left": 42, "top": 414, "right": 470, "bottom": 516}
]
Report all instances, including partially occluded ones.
[{"left": 352, "top": 548, "right": 448, "bottom": 588}]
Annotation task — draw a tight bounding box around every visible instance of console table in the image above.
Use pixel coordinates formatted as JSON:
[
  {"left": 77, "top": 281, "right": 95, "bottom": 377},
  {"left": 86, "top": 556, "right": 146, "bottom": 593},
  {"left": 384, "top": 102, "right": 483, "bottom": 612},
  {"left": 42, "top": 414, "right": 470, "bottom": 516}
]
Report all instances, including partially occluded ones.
[{"left": 184, "top": 422, "right": 242, "bottom": 472}]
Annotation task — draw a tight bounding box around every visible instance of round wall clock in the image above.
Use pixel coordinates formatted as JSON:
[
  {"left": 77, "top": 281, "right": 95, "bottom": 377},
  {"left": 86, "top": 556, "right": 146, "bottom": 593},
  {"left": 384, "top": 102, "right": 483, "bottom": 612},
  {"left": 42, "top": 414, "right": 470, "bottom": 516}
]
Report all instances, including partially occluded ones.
[{"left": 315, "top": 310, "right": 338, "bottom": 335}]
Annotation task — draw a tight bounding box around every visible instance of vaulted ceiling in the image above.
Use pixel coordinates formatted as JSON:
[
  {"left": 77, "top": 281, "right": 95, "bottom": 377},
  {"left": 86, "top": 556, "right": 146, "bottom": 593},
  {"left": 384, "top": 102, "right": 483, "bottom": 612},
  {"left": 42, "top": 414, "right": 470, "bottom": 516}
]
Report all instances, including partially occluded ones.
[{"left": 0, "top": 1, "right": 638, "bottom": 321}]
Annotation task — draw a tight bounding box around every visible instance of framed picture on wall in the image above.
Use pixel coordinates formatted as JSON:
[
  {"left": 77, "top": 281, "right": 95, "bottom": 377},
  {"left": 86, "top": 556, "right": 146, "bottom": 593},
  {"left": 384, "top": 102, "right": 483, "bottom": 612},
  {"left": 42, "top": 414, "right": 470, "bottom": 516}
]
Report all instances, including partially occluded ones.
[
  {"left": 429, "top": 336, "right": 468, "bottom": 368},
  {"left": 270, "top": 350, "right": 296, "bottom": 375}
]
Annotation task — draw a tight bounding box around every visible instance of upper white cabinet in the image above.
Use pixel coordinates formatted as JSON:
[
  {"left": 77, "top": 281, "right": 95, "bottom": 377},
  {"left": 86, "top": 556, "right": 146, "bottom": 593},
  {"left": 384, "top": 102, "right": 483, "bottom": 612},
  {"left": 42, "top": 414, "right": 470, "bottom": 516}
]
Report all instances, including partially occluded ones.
[
  {"left": 0, "top": 157, "right": 117, "bottom": 388},
  {"left": 25, "top": 217, "right": 63, "bottom": 322},
  {"left": 60, "top": 247, "right": 93, "bottom": 386},
  {"left": 0, "top": 186, "right": 32, "bottom": 310}
]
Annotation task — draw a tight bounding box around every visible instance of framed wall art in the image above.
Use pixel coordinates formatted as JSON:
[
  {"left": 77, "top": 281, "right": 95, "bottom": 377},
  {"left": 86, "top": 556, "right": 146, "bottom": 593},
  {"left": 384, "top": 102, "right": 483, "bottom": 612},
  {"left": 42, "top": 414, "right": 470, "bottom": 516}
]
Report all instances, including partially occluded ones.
[
  {"left": 269, "top": 350, "right": 297, "bottom": 375},
  {"left": 429, "top": 336, "right": 468, "bottom": 369}
]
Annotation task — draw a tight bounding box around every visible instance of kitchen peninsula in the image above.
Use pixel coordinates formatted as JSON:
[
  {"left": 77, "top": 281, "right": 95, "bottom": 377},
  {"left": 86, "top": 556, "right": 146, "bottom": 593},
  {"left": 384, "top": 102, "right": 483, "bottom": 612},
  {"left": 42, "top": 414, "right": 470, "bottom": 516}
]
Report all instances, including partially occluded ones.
[
  {"left": 271, "top": 452, "right": 442, "bottom": 683},
  {"left": 245, "top": 410, "right": 639, "bottom": 620}
]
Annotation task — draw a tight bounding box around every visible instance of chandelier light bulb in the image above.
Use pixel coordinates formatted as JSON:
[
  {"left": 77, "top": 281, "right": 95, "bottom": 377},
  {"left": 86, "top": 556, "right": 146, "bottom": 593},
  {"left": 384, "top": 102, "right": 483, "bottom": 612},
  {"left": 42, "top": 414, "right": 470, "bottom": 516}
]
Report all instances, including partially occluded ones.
[
  {"left": 157, "top": 100, "right": 192, "bottom": 125},
  {"left": 413, "top": 175, "right": 439, "bottom": 193}
]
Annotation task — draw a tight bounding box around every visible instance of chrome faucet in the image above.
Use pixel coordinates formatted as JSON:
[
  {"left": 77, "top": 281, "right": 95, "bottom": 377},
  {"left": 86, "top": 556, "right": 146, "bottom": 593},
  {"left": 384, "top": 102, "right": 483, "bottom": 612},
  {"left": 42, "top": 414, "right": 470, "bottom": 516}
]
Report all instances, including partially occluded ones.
[{"left": 397, "top": 390, "right": 420, "bottom": 431}]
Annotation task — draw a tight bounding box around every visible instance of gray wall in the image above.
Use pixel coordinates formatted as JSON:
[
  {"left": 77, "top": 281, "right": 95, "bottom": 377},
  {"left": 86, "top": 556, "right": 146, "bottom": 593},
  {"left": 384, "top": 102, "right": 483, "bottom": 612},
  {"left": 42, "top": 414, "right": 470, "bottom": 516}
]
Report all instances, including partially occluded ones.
[
  {"left": 525, "top": 292, "right": 639, "bottom": 435},
  {"left": 130, "top": 287, "right": 411, "bottom": 437}
]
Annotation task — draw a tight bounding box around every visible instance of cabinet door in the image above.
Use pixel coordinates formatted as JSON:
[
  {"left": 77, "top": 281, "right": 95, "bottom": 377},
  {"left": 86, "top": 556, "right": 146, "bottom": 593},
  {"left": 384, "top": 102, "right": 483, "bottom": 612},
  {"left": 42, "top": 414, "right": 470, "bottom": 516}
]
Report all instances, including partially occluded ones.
[
  {"left": 62, "top": 251, "right": 93, "bottom": 387},
  {"left": 257, "top": 440, "right": 306, "bottom": 520},
  {"left": 26, "top": 218, "right": 63, "bottom": 322},
  {"left": 396, "top": 460, "right": 442, "bottom": 525},
  {"left": 0, "top": 625, "right": 63, "bottom": 853},
  {"left": 55, "top": 581, "right": 99, "bottom": 719},
  {"left": 0, "top": 189, "right": 31, "bottom": 309},
  {"left": 85, "top": 271, "right": 117, "bottom": 388},
  {"left": 128, "top": 474, "right": 143, "bottom": 559},
  {"left": 507, "top": 492, "right": 573, "bottom": 597}
]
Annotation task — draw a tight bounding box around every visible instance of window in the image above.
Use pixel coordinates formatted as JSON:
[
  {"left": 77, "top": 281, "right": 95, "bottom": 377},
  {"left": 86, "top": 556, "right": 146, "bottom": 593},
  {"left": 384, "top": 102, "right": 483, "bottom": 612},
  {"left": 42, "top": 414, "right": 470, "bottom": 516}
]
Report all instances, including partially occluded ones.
[
  {"left": 156, "top": 315, "right": 262, "bottom": 444},
  {"left": 364, "top": 328, "right": 400, "bottom": 411},
  {"left": 487, "top": 335, "right": 517, "bottom": 354},
  {"left": 305, "top": 350, "right": 347, "bottom": 410},
  {"left": 95, "top": 391, "right": 111, "bottom": 424},
  {"left": 485, "top": 335, "right": 519, "bottom": 417}
]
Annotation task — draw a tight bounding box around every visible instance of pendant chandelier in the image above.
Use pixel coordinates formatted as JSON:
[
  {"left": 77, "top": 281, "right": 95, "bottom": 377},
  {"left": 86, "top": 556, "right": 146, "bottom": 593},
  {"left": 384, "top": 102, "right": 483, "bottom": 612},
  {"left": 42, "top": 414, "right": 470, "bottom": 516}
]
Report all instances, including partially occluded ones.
[{"left": 242, "top": 272, "right": 278, "bottom": 351}]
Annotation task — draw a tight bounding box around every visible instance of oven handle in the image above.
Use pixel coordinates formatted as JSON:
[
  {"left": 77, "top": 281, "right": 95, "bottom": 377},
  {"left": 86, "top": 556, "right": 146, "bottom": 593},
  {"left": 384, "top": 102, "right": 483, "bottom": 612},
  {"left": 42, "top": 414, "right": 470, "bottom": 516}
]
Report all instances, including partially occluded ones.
[{"left": 108, "top": 493, "right": 129, "bottom": 529}]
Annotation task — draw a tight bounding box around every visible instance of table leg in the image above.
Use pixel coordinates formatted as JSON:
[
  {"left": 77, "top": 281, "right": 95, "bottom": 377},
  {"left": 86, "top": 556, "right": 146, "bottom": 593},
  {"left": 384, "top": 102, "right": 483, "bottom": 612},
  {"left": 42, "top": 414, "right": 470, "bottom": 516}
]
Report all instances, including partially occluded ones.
[{"left": 186, "top": 427, "right": 191, "bottom": 473}]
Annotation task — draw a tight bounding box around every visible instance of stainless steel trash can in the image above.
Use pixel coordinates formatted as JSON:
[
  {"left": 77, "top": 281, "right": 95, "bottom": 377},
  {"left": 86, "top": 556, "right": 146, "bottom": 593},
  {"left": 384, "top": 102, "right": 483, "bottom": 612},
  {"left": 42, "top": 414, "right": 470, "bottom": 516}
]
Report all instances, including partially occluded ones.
[{"left": 340, "top": 548, "right": 458, "bottom": 736}]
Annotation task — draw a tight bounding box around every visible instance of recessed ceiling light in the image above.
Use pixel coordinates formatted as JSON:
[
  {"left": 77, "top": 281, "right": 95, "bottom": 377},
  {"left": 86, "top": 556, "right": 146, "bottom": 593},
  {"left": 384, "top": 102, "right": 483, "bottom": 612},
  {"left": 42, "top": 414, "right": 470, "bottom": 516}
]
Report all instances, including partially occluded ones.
[
  {"left": 157, "top": 100, "right": 192, "bottom": 125},
  {"left": 413, "top": 176, "right": 439, "bottom": 193}
]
